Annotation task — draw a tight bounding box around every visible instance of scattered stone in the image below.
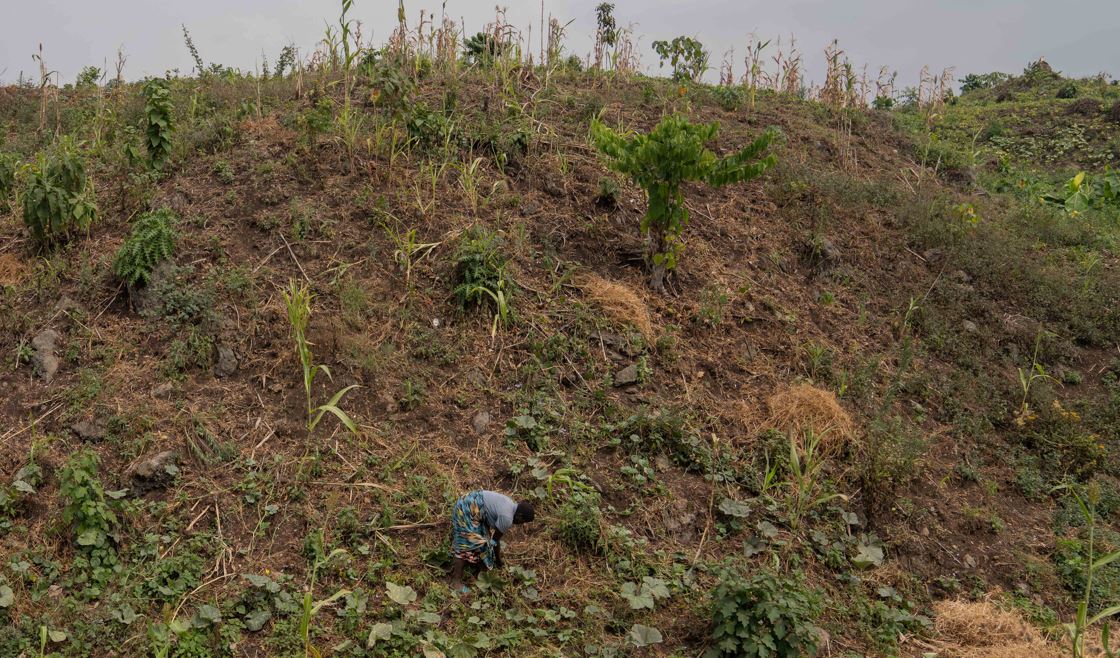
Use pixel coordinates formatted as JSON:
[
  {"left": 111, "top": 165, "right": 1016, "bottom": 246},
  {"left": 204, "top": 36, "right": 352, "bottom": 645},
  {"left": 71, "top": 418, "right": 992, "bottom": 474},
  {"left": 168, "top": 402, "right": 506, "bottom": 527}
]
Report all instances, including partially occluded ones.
[
  {"left": 31, "top": 329, "right": 60, "bottom": 353},
  {"left": 71, "top": 419, "right": 107, "bottom": 442},
  {"left": 613, "top": 363, "right": 640, "bottom": 387},
  {"left": 129, "top": 450, "right": 180, "bottom": 493},
  {"left": 660, "top": 499, "right": 697, "bottom": 542},
  {"left": 922, "top": 248, "right": 944, "bottom": 263},
  {"left": 471, "top": 410, "right": 491, "bottom": 434},
  {"left": 961, "top": 320, "right": 979, "bottom": 334},
  {"left": 32, "top": 352, "right": 60, "bottom": 383},
  {"left": 30, "top": 329, "right": 61, "bottom": 382},
  {"left": 53, "top": 296, "right": 80, "bottom": 313},
  {"left": 215, "top": 346, "right": 238, "bottom": 378},
  {"left": 816, "top": 237, "right": 842, "bottom": 264},
  {"left": 132, "top": 261, "right": 175, "bottom": 314}
]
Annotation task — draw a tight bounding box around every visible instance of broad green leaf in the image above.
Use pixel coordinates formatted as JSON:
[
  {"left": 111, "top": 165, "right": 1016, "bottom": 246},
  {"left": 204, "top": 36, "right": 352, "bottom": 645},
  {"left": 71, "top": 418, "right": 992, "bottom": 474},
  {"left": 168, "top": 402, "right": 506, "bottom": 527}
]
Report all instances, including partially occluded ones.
[
  {"left": 366, "top": 622, "right": 394, "bottom": 647},
  {"left": 629, "top": 623, "right": 663, "bottom": 647},
  {"left": 385, "top": 581, "right": 417, "bottom": 606}
]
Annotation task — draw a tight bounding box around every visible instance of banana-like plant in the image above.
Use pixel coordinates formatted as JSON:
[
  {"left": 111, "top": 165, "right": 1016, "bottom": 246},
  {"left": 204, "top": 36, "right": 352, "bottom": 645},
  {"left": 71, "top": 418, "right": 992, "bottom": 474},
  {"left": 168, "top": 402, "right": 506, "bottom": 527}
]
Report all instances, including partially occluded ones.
[{"left": 591, "top": 114, "right": 779, "bottom": 290}]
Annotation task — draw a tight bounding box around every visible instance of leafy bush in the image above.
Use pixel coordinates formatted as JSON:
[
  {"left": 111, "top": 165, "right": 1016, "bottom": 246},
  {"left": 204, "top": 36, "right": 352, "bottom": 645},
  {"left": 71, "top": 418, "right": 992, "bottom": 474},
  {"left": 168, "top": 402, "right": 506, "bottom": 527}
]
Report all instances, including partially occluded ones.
[
  {"left": 113, "top": 208, "right": 177, "bottom": 287},
  {"left": 22, "top": 137, "right": 98, "bottom": 249},
  {"left": 555, "top": 490, "right": 602, "bottom": 554},
  {"left": 712, "top": 85, "right": 744, "bottom": 110},
  {"left": 452, "top": 227, "right": 513, "bottom": 328},
  {"left": 590, "top": 114, "right": 778, "bottom": 289},
  {"left": 959, "top": 71, "right": 1011, "bottom": 93},
  {"left": 706, "top": 571, "right": 822, "bottom": 658},
  {"left": 872, "top": 96, "right": 894, "bottom": 110},
  {"left": 651, "top": 36, "right": 709, "bottom": 82},
  {"left": 142, "top": 78, "right": 174, "bottom": 170},
  {"left": 60, "top": 451, "right": 120, "bottom": 598},
  {"left": 406, "top": 103, "right": 452, "bottom": 152},
  {"left": 0, "top": 152, "right": 18, "bottom": 211},
  {"left": 1016, "top": 399, "right": 1105, "bottom": 480}
]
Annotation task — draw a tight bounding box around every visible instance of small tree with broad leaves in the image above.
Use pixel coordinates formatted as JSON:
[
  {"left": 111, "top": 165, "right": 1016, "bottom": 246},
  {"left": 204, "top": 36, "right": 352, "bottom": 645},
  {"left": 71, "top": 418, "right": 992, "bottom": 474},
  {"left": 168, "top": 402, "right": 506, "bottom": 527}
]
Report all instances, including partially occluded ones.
[{"left": 590, "top": 114, "right": 779, "bottom": 291}]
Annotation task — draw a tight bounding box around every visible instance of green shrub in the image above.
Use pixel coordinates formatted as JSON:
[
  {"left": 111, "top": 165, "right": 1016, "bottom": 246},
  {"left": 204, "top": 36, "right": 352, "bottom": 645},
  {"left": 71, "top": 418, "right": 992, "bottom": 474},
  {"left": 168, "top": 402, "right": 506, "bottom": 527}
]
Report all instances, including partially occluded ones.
[
  {"left": 452, "top": 227, "right": 513, "bottom": 323},
  {"left": 22, "top": 137, "right": 98, "bottom": 249},
  {"left": 1056, "top": 82, "right": 1079, "bottom": 99},
  {"left": 706, "top": 571, "right": 822, "bottom": 658},
  {"left": 1017, "top": 400, "right": 1105, "bottom": 481},
  {"left": 406, "top": 103, "right": 452, "bottom": 152},
  {"left": 555, "top": 490, "right": 602, "bottom": 554},
  {"left": 142, "top": 78, "right": 174, "bottom": 171},
  {"left": 60, "top": 451, "right": 120, "bottom": 598},
  {"left": 113, "top": 208, "right": 177, "bottom": 287},
  {"left": 712, "top": 85, "right": 744, "bottom": 110},
  {"left": 591, "top": 114, "right": 778, "bottom": 290},
  {"left": 0, "top": 152, "right": 18, "bottom": 210},
  {"left": 959, "top": 71, "right": 1011, "bottom": 93},
  {"left": 651, "top": 36, "right": 709, "bottom": 83}
]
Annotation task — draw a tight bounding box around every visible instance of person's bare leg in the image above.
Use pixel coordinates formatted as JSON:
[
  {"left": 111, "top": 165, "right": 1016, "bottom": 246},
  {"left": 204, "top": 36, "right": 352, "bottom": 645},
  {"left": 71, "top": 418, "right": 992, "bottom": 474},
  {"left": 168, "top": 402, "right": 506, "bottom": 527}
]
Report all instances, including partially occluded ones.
[{"left": 450, "top": 558, "right": 465, "bottom": 590}]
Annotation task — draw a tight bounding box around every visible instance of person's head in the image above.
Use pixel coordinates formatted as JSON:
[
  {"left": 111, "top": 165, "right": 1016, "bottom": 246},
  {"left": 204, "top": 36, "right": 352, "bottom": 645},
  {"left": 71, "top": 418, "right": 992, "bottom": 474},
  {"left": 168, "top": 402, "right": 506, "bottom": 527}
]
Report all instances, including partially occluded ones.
[{"left": 513, "top": 500, "right": 535, "bottom": 525}]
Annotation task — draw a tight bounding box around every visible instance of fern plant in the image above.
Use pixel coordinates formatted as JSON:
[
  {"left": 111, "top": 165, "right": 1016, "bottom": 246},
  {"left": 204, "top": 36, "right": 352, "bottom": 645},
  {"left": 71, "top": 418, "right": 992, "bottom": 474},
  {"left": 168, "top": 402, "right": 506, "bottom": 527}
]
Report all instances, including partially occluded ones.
[
  {"left": 591, "top": 114, "right": 779, "bottom": 290},
  {"left": 112, "top": 208, "right": 177, "bottom": 287},
  {"left": 143, "top": 78, "right": 174, "bottom": 171},
  {"left": 22, "top": 137, "right": 98, "bottom": 249}
]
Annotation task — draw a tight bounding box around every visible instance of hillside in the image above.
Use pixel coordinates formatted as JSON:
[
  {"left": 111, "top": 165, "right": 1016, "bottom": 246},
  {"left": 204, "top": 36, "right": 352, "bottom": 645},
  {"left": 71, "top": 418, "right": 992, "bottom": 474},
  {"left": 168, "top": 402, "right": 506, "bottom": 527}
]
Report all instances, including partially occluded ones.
[{"left": 2, "top": 27, "right": 1120, "bottom": 658}]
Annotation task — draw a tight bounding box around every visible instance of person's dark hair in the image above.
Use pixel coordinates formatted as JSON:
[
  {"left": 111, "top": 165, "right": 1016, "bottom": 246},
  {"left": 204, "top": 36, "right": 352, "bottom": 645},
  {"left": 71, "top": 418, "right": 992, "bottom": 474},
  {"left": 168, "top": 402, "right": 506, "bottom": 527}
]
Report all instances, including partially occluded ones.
[{"left": 514, "top": 500, "right": 535, "bottom": 524}]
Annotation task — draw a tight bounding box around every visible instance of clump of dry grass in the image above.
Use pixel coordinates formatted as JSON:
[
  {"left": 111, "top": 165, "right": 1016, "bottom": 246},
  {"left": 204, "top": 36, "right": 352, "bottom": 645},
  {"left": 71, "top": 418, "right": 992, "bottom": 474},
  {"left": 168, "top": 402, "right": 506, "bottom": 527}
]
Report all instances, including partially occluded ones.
[
  {"left": 576, "top": 273, "right": 654, "bottom": 342},
  {"left": 929, "top": 599, "right": 1066, "bottom": 658},
  {"left": 765, "top": 383, "right": 855, "bottom": 452},
  {"left": 0, "top": 252, "right": 23, "bottom": 287}
]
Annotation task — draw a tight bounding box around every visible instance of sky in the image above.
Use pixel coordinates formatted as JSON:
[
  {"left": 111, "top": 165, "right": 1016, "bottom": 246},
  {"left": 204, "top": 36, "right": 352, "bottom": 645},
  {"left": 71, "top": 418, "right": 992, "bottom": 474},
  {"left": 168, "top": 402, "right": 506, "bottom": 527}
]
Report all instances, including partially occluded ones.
[{"left": 1, "top": 0, "right": 1118, "bottom": 90}]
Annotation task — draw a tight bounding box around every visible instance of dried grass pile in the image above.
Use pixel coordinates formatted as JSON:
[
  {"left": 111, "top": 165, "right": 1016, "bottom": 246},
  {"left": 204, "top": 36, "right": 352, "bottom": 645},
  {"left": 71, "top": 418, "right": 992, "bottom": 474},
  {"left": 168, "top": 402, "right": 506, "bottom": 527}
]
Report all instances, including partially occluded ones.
[
  {"left": 0, "top": 253, "right": 23, "bottom": 287},
  {"left": 576, "top": 273, "right": 654, "bottom": 342},
  {"left": 765, "top": 384, "right": 855, "bottom": 452},
  {"left": 929, "top": 599, "right": 1067, "bottom": 658}
]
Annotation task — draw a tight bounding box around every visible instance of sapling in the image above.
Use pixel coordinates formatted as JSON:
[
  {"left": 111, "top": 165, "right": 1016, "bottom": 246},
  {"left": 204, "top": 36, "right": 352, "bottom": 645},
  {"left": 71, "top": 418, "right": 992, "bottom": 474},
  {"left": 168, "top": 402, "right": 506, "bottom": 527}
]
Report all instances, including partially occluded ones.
[{"left": 590, "top": 114, "right": 779, "bottom": 290}]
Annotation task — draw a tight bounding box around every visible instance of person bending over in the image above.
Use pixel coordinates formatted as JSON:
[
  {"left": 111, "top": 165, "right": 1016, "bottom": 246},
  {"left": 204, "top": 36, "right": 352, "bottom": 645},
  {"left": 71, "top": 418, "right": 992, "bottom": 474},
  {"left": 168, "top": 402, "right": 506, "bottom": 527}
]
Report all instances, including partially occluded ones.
[{"left": 449, "top": 490, "right": 534, "bottom": 592}]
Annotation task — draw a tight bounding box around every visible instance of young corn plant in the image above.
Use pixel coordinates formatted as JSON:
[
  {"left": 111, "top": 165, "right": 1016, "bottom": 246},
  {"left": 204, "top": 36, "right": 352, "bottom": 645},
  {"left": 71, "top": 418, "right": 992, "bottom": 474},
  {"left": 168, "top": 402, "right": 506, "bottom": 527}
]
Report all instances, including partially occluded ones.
[
  {"left": 282, "top": 280, "right": 359, "bottom": 435},
  {"left": 299, "top": 545, "right": 351, "bottom": 658},
  {"left": 382, "top": 221, "right": 440, "bottom": 288},
  {"left": 1053, "top": 483, "right": 1120, "bottom": 658},
  {"left": 1015, "top": 330, "right": 1056, "bottom": 427},
  {"left": 783, "top": 428, "right": 847, "bottom": 531},
  {"left": 458, "top": 156, "right": 485, "bottom": 214},
  {"left": 591, "top": 114, "right": 779, "bottom": 290}
]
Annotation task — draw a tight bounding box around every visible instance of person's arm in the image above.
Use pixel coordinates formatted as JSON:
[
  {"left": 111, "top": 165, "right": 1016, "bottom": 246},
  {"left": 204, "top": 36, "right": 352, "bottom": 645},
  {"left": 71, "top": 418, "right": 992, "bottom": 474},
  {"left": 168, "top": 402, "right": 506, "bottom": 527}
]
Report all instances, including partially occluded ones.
[{"left": 493, "top": 530, "right": 504, "bottom": 568}]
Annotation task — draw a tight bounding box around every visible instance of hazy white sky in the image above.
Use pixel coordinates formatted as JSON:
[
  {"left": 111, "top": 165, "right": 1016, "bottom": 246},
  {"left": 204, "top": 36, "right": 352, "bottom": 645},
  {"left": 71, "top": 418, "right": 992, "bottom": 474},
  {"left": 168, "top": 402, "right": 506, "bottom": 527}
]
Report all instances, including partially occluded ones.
[{"left": 1, "top": 0, "right": 1118, "bottom": 89}]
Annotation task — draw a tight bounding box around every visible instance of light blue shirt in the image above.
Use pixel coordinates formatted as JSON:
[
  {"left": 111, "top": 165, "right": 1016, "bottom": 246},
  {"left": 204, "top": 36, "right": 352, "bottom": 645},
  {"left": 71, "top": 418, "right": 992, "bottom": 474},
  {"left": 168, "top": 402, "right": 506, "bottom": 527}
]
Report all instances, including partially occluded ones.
[{"left": 480, "top": 490, "right": 517, "bottom": 533}]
